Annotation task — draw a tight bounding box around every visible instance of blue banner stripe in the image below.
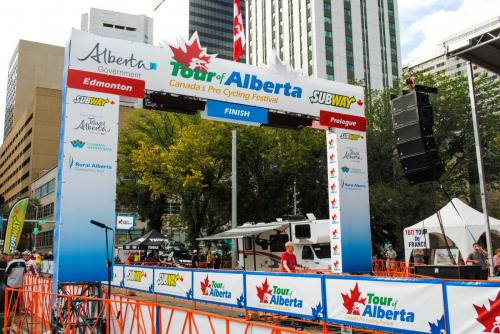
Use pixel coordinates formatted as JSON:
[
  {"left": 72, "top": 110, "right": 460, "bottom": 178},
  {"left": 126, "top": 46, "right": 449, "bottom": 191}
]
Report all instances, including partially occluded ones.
[{"left": 206, "top": 99, "right": 268, "bottom": 124}]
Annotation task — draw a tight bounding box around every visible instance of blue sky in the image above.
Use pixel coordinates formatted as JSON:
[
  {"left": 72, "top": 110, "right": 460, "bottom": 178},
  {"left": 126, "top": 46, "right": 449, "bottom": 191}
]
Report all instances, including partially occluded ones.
[{"left": 0, "top": 0, "right": 498, "bottom": 138}]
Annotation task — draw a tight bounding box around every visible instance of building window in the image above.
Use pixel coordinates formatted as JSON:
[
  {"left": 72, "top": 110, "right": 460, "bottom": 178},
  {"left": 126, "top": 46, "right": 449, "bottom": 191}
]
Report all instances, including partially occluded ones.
[
  {"left": 325, "top": 31, "right": 332, "bottom": 38},
  {"left": 34, "top": 179, "right": 55, "bottom": 199},
  {"left": 37, "top": 202, "right": 54, "bottom": 219}
]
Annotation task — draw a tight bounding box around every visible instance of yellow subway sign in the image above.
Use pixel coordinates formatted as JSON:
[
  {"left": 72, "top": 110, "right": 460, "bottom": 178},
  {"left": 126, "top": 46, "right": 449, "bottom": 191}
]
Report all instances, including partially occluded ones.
[{"left": 4, "top": 198, "right": 29, "bottom": 254}]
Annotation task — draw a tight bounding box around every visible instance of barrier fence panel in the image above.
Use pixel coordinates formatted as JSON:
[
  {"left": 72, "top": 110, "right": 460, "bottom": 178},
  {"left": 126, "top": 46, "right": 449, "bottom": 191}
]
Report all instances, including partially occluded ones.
[
  {"left": 245, "top": 271, "right": 325, "bottom": 320},
  {"left": 324, "top": 276, "right": 446, "bottom": 334},
  {"left": 192, "top": 270, "right": 245, "bottom": 308},
  {"left": 123, "top": 265, "right": 154, "bottom": 292},
  {"left": 443, "top": 280, "right": 500, "bottom": 334},
  {"left": 112, "top": 264, "right": 125, "bottom": 287},
  {"left": 154, "top": 267, "right": 193, "bottom": 300}
]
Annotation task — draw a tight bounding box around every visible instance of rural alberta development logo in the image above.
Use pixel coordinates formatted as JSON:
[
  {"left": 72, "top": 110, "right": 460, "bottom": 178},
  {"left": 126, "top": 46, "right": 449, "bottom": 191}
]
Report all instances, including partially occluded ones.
[
  {"left": 73, "top": 95, "right": 115, "bottom": 106},
  {"left": 168, "top": 32, "right": 303, "bottom": 99},
  {"left": 473, "top": 291, "right": 500, "bottom": 333},
  {"left": 341, "top": 283, "right": 415, "bottom": 323}
]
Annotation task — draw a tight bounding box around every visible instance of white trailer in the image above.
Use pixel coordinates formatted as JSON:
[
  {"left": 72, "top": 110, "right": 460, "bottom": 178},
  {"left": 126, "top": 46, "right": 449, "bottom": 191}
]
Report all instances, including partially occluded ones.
[{"left": 199, "top": 216, "right": 331, "bottom": 271}]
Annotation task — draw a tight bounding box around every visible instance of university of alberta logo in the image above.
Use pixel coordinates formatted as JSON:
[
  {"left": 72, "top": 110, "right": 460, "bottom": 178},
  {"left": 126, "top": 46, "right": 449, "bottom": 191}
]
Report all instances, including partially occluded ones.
[
  {"left": 169, "top": 32, "right": 216, "bottom": 72},
  {"left": 474, "top": 291, "right": 500, "bottom": 333}
]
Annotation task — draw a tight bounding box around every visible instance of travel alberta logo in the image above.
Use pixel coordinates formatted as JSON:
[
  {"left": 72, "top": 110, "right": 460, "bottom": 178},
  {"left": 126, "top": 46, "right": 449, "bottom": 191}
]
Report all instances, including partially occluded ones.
[
  {"left": 256, "top": 278, "right": 304, "bottom": 308},
  {"left": 67, "top": 156, "right": 112, "bottom": 173},
  {"left": 200, "top": 275, "right": 232, "bottom": 299},
  {"left": 168, "top": 32, "right": 302, "bottom": 99},
  {"left": 73, "top": 95, "right": 115, "bottom": 107},
  {"left": 73, "top": 117, "right": 111, "bottom": 135},
  {"left": 341, "top": 283, "right": 415, "bottom": 324}
]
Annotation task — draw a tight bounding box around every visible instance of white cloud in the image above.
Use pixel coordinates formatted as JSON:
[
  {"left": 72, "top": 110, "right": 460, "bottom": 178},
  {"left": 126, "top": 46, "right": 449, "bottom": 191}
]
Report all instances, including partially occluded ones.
[{"left": 402, "top": 0, "right": 500, "bottom": 63}]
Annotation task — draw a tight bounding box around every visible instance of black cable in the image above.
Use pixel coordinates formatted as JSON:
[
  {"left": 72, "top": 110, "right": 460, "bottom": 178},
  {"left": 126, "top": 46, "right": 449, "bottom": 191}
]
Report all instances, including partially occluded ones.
[{"left": 440, "top": 184, "right": 478, "bottom": 243}]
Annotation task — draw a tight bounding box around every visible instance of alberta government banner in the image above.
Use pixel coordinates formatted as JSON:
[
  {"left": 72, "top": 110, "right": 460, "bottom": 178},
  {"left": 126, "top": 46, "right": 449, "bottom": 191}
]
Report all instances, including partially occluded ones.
[{"left": 3, "top": 198, "right": 29, "bottom": 254}]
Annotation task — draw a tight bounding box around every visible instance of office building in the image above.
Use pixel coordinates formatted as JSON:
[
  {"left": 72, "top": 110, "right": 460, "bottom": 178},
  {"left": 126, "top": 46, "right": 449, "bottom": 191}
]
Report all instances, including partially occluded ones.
[
  {"left": 81, "top": 8, "right": 154, "bottom": 44},
  {"left": 246, "top": 0, "right": 401, "bottom": 90},
  {"left": 31, "top": 166, "right": 56, "bottom": 253},
  {"left": 404, "top": 17, "right": 500, "bottom": 80},
  {"left": 1, "top": 40, "right": 64, "bottom": 206},
  {"left": 153, "top": 0, "right": 246, "bottom": 61}
]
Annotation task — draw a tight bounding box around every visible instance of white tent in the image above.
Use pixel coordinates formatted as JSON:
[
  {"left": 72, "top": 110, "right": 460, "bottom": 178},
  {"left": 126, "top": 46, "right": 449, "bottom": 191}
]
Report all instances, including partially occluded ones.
[{"left": 404, "top": 198, "right": 500, "bottom": 263}]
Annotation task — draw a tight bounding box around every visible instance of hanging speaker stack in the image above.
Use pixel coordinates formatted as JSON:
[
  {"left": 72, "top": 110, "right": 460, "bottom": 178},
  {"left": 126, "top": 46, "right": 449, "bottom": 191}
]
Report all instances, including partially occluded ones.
[{"left": 391, "top": 89, "right": 444, "bottom": 185}]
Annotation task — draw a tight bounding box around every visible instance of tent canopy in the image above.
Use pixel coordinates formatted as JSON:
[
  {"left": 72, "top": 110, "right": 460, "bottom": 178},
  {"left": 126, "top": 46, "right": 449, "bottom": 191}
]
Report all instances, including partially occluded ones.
[
  {"left": 123, "top": 229, "right": 169, "bottom": 250},
  {"left": 198, "top": 222, "right": 288, "bottom": 241},
  {"left": 403, "top": 198, "right": 500, "bottom": 263}
]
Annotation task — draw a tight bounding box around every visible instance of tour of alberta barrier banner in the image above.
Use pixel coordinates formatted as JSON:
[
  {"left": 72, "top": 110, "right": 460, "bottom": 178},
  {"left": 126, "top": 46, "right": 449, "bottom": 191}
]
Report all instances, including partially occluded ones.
[
  {"left": 324, "top": 276, "right": 446, "bottom": 334},
  {"left": 245, "top": 272, "right": 324, "bottom": 320},
  {"left": 192, "top": 270, "right": 245, "bottom": 308},
  {"left": 111, "top": 265, "right": 500, "bottom": 333},
  {"left": 443, "top": 280, "right": 500, "bottom": 333},
  {"left": 154, "top": 267, "right": 193, "bottom": 300}
]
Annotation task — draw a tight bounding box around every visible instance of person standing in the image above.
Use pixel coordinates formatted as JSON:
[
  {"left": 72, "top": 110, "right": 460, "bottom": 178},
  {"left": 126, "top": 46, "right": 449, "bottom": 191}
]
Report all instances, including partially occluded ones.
[
  {"left": 280, "top": 242, "right": 297, "bottom": 273},
  {"left": 5, "top": 251, "right": 26, "bottom": 288},
  {"left": 191, "top": 250, "right": 200, "bottom": 268},
  {"left": 494, "top": 248, "right": 500, "bottom": 276},
  {"left": 467, "top": 243, "right": 488, "bottom": 279},
  {"left": 213, "top": 253, "right": 222, "bottom": 270},
  {"left": 385, "top": 244, "right": 397, "bottom": 273},
  {"left": 23, "top": 251, "right": 37, "bottom": 276}
]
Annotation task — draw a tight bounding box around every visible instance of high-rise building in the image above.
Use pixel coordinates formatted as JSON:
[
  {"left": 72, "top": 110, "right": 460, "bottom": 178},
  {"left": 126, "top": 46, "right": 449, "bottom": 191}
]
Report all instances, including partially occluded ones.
[
  {"left": 153, "top": 0, "right": 246, "bottom": 61},
  {"left": 0, "top": 41, "right": 64, "bottom": 205},
  {"left": 404, "top": 17, "right": 500, "bottom": 80},
  {"left": 81, "top": 8, "right": 154, "bottom": 44},
  {"left": 246, "top": 0, "right": 401, "bottom": 90}
]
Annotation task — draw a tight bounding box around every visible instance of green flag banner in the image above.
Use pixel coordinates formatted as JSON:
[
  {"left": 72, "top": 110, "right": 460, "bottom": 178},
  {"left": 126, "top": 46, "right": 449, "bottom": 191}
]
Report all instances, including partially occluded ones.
[{"left": 3, "top": 198, "right": 29, "bottom": 254}]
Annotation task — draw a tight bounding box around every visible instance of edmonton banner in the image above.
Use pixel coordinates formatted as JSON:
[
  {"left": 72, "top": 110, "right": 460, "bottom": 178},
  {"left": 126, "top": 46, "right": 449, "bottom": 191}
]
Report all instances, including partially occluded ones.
[{"left": 3, "top": 198, "right": 29, "bottom": 254}]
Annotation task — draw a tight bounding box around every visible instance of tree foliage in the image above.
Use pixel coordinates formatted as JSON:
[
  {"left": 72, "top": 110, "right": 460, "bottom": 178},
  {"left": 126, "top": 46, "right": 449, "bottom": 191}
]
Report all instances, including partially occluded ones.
[{"left": 117, "top": 72, "right": 499, "bottom": 254}]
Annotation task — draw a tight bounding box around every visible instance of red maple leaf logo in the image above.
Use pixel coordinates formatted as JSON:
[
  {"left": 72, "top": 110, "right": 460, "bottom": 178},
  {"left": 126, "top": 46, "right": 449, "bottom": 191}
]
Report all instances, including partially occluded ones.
[
  {"left": 331, "top": 213, "right": 337, "bottom": 221},
  {"left": 201, "top": 275, "right": 211, "bottom": 295},
  {"left": 357, "top": 100, "right": 363, "bottom": 106},
  {"left": 332, "top": 244, "right": 339, "bottom": 253},
  {"left": 330, "top": 168, "right": 336, "bottom": 175},
  {"left": 169, "top": 32, "right": 216, "bottom": 72},
  {"left": 473, "top": 291, "right": 500, "bottom": 332},
  {"left": 179, "top": 275, "right": 184, "bottom": 282},
  {"left": 341, "top": 283, "right": 367, "bottom": 315},
  {"left": 333, "top": 260, "right": 340, "bottom": 268},
  {"left": 329, "top": 139, "right": 335, "bottom": 145},
  {"left": 256, "top": 278, "right": 272, "bottom": 303},
  {"left": 142, "top": 271, "right": 146, "bottom": 278},
  {"left": 332, "top": 229, "right": 338, "bottom": 237},
  {"left": 330, "top": 184, "right": 336, "bottom": 190},
  {"left": 331, "top": 198, "right": 337, "bottom": 206},
  {"left": 329, "top": 153, "right": 335, "bottom": 160}
]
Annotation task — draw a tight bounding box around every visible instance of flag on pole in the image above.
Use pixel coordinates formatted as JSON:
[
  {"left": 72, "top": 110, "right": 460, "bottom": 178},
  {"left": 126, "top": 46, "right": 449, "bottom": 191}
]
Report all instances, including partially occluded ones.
[
  {"left": 3, "top": 198, "right": 29, "bottom": 254},
  {"left": 233, "top": 0, "right": 246, "bottom": 62}
]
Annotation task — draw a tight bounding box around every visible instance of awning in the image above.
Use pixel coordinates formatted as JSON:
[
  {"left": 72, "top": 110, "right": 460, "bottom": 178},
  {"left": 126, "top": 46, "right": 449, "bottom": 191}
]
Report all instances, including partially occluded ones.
[
  {"left": 446, "top": 24, "right": 500, "bottom": 75},
  {"left": 198, "top": 223, "right": 288, "bottom": 241}
]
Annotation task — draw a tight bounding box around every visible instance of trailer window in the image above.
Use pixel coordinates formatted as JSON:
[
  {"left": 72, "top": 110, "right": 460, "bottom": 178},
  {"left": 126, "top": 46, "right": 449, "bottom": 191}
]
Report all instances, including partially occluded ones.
[
  {"left": 313, "top": 244, "right": 331, "bottom": 259},
  {"left": 302, "top": 246, "right": 314, "bottom": 260},
  {"left": 270, "top": 234, "right": 289, "bottom": 252},
  {"left": 295, "top": 224, "right": 311, "bottom": 239},
  {"left": 244, "top": 237, "right": 253, "bottom": 250}
]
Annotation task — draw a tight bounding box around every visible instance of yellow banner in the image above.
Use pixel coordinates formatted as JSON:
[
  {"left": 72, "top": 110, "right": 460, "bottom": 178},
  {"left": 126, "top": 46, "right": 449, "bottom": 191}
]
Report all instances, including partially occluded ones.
[{"left": 3, "top": 198, "right": 29, "bottom": 254}]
